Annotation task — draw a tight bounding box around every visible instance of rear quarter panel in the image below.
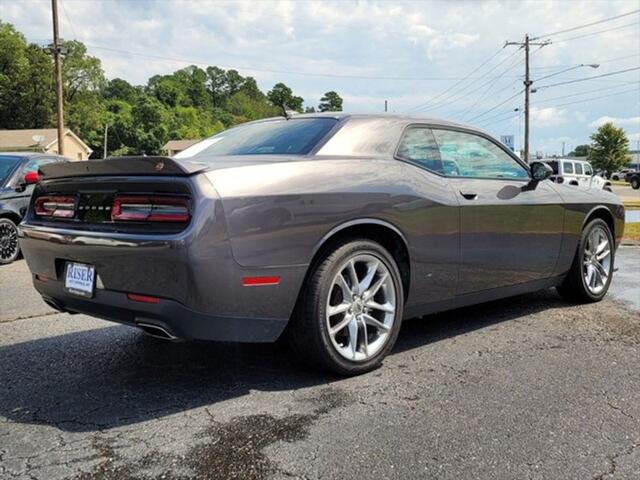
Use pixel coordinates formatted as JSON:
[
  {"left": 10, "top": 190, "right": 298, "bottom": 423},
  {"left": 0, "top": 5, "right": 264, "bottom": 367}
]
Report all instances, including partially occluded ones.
[{"left": 205, "top": 158, "right": 461, "bottom": 309}]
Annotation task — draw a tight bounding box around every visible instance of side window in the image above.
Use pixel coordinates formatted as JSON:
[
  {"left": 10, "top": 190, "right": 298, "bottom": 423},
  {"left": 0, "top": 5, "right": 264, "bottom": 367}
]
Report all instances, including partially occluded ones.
[
  {"left": 20, "top": 160, "right": 38, "bottom": 175},
  {"left": 563, "top": 162, "right": 574, "bottom": 174},
  {"left": 584, "top": 164, "right": 592, "bottom": 175},
  {"left": 575, "top": 163, "right": 583, "bottom": 175},
  {"left": 432, "top": 129, "right": 529, "bottom": 179},
  {"left": 396, "top": 127, "right": 444, "bottom": 174}
]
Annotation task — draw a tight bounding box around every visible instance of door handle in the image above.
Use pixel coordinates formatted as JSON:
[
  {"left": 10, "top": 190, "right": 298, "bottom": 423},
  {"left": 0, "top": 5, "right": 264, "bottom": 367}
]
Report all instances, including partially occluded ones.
[{"left": 459, "top": 191, "right": 477, "bottom": 200}]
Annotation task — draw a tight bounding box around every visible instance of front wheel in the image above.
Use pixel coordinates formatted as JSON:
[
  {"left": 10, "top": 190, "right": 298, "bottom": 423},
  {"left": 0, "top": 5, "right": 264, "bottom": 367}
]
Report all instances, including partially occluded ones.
[
  {"left": 631, "top": 177, "right": 640, "bottom": 190},
  {"left": 0, "top": 218, "right": 20, "bottom": 265},
  {"left": 557, "top": 218, "right": 614, "bottom": 303},
  {"left": 288, "top": 239, "right": 404, "bottom": 375}
]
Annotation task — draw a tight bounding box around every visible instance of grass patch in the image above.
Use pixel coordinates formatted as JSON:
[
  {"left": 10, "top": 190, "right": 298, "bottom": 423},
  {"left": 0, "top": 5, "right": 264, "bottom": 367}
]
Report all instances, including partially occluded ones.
[
  {"left": 623, "top": 222, "right": 640, "bottom": 241},
  {"left": 624, "top": 201, "right": 640, "bottom": 209},
  {"left": 610, "top": 180, "right": 628, "bottom": 186}
]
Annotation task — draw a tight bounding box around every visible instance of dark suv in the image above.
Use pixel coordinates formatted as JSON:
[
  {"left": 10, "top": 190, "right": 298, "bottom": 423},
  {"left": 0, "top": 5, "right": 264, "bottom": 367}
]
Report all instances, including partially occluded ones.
[{"left": 0, "top": 152, "right": 68, "bottom": 264}]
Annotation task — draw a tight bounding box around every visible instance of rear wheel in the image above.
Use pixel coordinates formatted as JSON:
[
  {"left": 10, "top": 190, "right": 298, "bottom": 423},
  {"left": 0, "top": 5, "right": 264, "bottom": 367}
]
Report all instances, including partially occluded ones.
[
  {"left": 557, "top": 218, "right": 613, "bottom": 303},
  {"left": 631, "top": 177, "right": 640, "bottom": 190},
  {"left": 288, "top": 239, "right": 404, "bottom": 375},
  {"left": 0, "top": 218, "right": 20, "bottom": 265}
]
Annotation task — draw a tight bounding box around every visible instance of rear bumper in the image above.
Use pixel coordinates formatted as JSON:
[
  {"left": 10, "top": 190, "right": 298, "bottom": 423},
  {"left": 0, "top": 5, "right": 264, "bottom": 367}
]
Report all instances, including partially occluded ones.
[
  {"left": 34, "top": 275, "right": 287, "bottom": 342},
  {"left": 18, "top": 220, "right": 307, "bottom": 342}
]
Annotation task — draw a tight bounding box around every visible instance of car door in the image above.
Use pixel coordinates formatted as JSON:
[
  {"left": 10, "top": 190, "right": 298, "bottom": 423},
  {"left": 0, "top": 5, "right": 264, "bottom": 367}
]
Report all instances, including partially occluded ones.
[
  {"left": 574, "top": 162, "right": 588, "bottom": 187},
  {"left": 394, "top": 126, "right": 460, "bottom": 306},
  {"left": 562, "top": 160, "right": 577, "bottom": 185},
  {"left": 430, "top": 128, "right": 564, "bottom": 295}
]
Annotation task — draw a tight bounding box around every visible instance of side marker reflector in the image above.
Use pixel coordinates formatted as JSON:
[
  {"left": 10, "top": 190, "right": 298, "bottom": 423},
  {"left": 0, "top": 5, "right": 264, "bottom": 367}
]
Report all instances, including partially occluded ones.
[
  {"left": 242, "top": 276, "right": 280, "bottom": 286},
  {"left": 127, "top": 293, "right": 160, "bottom": 304}
]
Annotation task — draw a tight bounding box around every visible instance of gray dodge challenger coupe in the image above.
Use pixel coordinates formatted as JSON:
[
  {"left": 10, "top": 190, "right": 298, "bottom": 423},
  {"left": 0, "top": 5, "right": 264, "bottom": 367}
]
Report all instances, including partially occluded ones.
[{"left": 18, "top": 114, "right": 624, "bottom": 375}]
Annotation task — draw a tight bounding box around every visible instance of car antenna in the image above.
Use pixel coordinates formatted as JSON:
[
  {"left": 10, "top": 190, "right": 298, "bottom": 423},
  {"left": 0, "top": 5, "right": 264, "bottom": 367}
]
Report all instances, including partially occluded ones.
[{"left": 280, "top": 103, "right": 296, "bottom": 120}]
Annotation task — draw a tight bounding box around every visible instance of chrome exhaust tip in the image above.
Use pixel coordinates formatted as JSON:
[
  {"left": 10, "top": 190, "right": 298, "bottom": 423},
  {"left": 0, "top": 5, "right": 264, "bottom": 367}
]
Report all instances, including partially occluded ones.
[{"left": 136, "top": 322, "right": 178, "bottom": 341}]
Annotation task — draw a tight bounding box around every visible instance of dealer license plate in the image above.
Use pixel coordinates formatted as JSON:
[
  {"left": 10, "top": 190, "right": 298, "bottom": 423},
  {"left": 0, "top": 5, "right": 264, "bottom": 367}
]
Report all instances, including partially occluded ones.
[{"left": 64, "top": 262, "right": 95, "bottom": 298}]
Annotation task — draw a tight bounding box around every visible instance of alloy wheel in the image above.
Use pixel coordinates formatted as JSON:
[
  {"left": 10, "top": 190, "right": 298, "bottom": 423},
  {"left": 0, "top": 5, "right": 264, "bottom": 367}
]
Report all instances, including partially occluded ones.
[
  {"left": 0, "top": 221, "right": 19, "bottom": 263},
  {"left": 582, "top": 225, "right": 611, "bottom": 295},
  {"left": 325, "top": 253, "right": 397, "bottom": 362}
]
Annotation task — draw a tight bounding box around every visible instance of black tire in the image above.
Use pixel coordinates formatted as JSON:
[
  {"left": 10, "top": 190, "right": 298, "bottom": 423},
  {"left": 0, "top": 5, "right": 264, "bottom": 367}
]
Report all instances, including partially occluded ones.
[
  {"left": 288, "top": 239, "right": 404, "bottom": 376},
  {"left": 556, "top": 218, "right": 614, "bottom": 303},
  {"left": 631, "top": 177, "right": 640, "bottom": 190},
  {"left": 0, "top": 218, "right": 20, "bottom": 265}
]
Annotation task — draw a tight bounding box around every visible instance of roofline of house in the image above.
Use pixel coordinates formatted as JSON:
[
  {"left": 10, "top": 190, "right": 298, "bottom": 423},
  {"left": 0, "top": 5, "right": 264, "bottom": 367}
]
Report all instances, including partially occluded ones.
[{"left": 44, "top": 129, "right": 93, "bottom": 154}]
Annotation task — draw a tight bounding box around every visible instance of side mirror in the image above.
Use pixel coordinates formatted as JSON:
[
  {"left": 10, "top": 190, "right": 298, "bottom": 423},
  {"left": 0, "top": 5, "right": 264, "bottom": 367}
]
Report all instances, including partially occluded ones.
[
  {"left": 530, "top": 161, "right": 553, "bottom": 181},
  {"left": 23, "top": 171, "right": 39, "bottom": 185}
]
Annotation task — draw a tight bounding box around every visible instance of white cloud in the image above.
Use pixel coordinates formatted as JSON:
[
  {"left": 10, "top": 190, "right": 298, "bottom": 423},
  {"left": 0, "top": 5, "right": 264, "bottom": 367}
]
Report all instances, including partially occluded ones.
[
  {"left": 530, "top": 107, "right": 567, "bottom": 127},
  {"left": 2, "top": 0, "right": 638, "bottom": 148},
  {"left": 589, "top": 116, "right": 640, "bottom": 128}
]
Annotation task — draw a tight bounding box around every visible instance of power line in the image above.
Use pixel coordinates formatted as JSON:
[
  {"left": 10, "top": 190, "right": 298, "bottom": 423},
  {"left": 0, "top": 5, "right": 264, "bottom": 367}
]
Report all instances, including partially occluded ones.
[
  {"left": 530, "top": 53, "right": 640, "bottom": 70},
  {"left": 534, "top": 67, "right": 640, "bottom": 90},
  {"left": 456, "top": 57, "right": 524, "bottom": 121},
  {"left": 408, "top": 47, "right": 522, "bottom": 113},
  {"left": 481, "top": 88, "right": 639, "bottom": 128},
  {"left": 531, "top": 8, "right": 640, "bottom": 40},
  {"left": 431, "top": 53, "right": 523, "bottom": 116},
  {"left": 84, "top": 43, "right": 518, "bottom": 82},
  {"left": 478, "top": 110, "right": 521, "bottom": 129},
  {"left": 545, "top": 87, "right": 639, "bottom": 108},
  {"left": 475, "top": 106, "right": 521, "bottom": 126},
  {"left": 552, "top": 21, "right": 639, "bottom": 43},
  {"left": 467, "top": 89, "right": 524, "bottom": 123},
  {"left": 59, "top": 0, "right": 79, "bottom": 40},
  {"left": 533, "top": 81, "right": 640, "bottom": 103},
  {"left": 405, "top": 47, "right": 507, "bottom": 113}
]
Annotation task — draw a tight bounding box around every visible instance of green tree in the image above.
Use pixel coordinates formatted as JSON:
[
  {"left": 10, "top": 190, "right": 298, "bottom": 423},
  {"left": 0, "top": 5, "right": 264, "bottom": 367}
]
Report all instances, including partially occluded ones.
[
  {"left": 62, "top": 40, "right": 106, "bottom": 102},
  {"left": 0, "top": 23, "right": 345, "bottom": 157},
  {"left": 569, "top": 144, "right": 590, "bottom": 157},
  {"left": 104, "top": 78, "right": 139, "bottom": 103},
  {"left": 588, "top": 122, "right": 630, "bottom": 174},
  {"left": 318, "top": 91, "right": 343, "bottom": 112},
  {"left": 0, "top": 22, "right": 54, "bottom": 129},
  {"left": 267, "top": 83, "right": 303, "bottom": 112}
]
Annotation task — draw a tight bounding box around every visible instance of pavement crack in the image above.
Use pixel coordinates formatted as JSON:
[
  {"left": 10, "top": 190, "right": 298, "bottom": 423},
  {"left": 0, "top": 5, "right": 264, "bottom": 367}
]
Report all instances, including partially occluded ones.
[
  {"left": 593, "top": 441, "right": 640, "bottom": 480},
  {"left": 0, "top": 311, "right": 58, "bottom": 323}
]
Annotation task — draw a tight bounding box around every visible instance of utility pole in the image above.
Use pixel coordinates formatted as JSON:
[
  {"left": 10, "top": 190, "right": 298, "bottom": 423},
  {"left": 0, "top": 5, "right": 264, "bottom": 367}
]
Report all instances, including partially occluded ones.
[
  {"left": 103, "top": 124, "right": 109, "bottom": 159},
  {"left": 51, "top": 0, "right": 65, "bottom": 156},
  {"left": 562, "top": 141, "right": 565, "bottom": 157},
  {"left": 505, "top": 35, "right": 551, "bottom": 163},
  {"left": 384, "top": 100, "right": 388, "bottom": 113}
]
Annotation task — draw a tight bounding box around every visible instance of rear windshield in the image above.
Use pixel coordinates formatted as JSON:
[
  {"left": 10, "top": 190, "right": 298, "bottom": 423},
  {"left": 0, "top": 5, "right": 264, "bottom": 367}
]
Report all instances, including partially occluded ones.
[
  {"left": 175, "top": 118, "right": 337, "bottom": 159},
  {"left": 0, "top": 156, "right": 21, "bottom": 185}
]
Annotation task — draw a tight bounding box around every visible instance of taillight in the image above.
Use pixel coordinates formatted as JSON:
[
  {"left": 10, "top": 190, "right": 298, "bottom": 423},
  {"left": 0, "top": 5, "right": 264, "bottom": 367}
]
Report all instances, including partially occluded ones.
[
  {"left": 34, "top": 195, "right": 76, "bottom": 218},
  {"left": 111, "top": 196, "right": 190, "bottom": 222}
]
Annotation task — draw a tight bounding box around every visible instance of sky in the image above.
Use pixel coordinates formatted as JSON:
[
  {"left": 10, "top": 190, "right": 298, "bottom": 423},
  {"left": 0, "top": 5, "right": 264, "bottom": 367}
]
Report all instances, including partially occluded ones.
[{"left": 1, "top": 0, "right": 639, "bottom": 155}]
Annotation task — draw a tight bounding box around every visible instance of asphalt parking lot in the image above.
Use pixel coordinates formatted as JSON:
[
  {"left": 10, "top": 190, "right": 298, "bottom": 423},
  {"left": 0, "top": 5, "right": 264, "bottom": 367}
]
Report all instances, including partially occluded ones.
[{"left": 1, "top": 249, "right": 639, "bottom": 480}]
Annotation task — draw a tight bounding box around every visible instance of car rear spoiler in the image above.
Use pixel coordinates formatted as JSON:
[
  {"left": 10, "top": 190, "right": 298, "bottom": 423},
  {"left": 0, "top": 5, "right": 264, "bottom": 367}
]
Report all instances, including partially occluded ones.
[{"left": 39, "top": 156, "right": 208, "bottom": 179}]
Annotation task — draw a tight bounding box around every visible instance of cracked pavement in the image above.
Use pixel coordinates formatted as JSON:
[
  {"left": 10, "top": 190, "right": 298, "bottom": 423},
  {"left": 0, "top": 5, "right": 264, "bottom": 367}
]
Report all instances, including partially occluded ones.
[{"left": 0, "top": 247, "right": 638, "bottom": 479}]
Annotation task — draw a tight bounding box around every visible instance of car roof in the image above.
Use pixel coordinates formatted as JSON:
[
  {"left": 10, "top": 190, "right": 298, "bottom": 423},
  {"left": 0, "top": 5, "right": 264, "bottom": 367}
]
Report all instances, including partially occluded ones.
[
  {"left": 0, "top": 152, "right": 68, "bottom": 161},
  {"left": 245, "top": 112, "right": 478, "bottom": 131}
]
